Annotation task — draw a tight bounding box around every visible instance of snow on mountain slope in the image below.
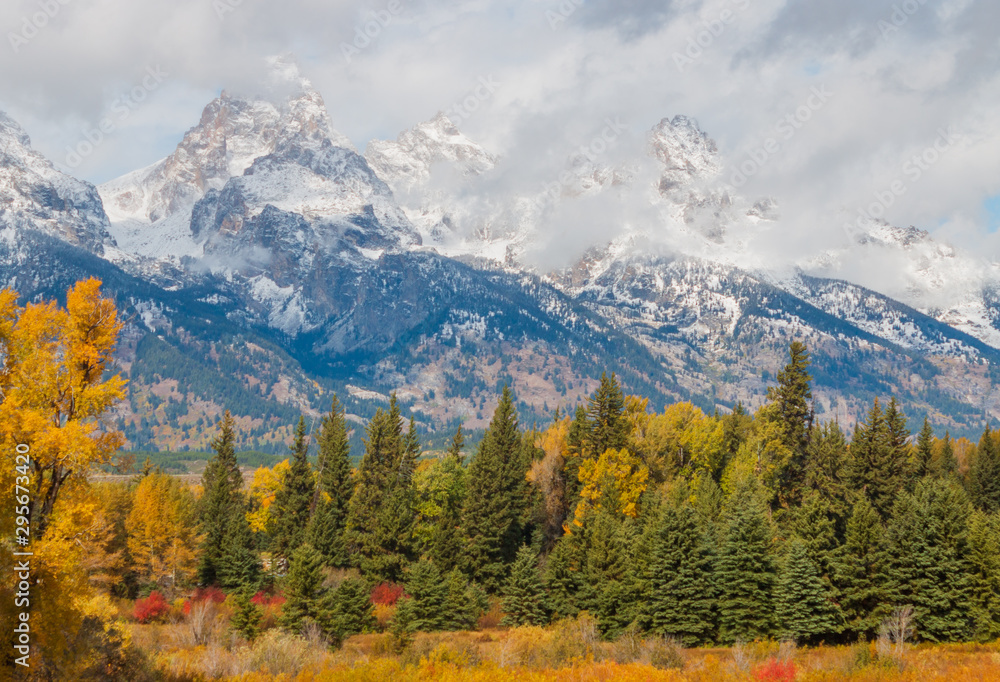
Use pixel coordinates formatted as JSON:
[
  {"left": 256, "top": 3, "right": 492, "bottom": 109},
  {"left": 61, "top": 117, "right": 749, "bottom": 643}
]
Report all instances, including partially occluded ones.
[{"left": 0, "top": 111, "right": 115, "bottom": 256}]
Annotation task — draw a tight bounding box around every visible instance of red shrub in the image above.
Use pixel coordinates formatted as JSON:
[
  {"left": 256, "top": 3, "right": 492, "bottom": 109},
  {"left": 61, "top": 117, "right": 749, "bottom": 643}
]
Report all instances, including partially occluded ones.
[
  {"left": 754, "top": 658, "right": 796, "bottom": 682},
  {"left": 133, "top": 591, "right": 171, "bottom": 623},
  {"left": 250, "top": 591, "right": 285, "bottom": 608},
  {"left": 192, "top": 586, "right": 227, "bottom": 603},
  {"left": 371, "top": 582, "right": 405, "bottom": 606}
]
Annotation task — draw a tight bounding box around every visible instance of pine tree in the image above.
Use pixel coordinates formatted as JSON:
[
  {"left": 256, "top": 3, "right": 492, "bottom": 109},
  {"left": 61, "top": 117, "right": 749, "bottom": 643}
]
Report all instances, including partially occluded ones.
[
  {"left": 970, "top": 427, "right": 1000, "bottom": 512},
  {"left": 768, "top": 341, "right": 813, "bottom": 499},
  {"left": 463, "top": 386, "right": 530, "bottom": 591},
  {"left": 585, "top": 372, "right": 629, "bottom": 457},
  {"left": 775, "top": 538, "right": 843, "bottom": 644},
  {"left": 501, "top": 545, "right": 549, "bottom": 627},
  {"left": 345, "top": 399, "right": 414, "bottom": 581},
  {"left": 803, "top": 421, "right": 850, "bottom": 537},
  {"left": 272, "top": 417, "right": 315, "bottom": 559},
  {"left": 646, "top": 498, "right": 717, "bottom": 646},
  {"left": 230, "top": 586, "right": 263, "bottom": 642},
  {"left": 308, "top": 396, "right": 353, "bottom": 567},
  {"left": 543, "top": 534, "right": 584, "bottom": 620},
  {"left": 319, "top": 577, "right": 376, "bottom": 645},
  {"left": 198, "top": 411, "right": 244, "bottom": 585},
  {"left": 967, "top": 510, "right": 1000, "bottom": 641},
  {"left": 848, "top": 399, "right": 908, "bottom": 520},
  {"left": 218, "top": 506, "right": 261, "bottom": 590},
  {"left": 933, "top": 432, "right": 958, "bottom": 479},
  {"left": 884, "top": 398, "right": 912, "bottom": 486},
  {"left": 280, "top": 543, "right": 325, "bottom": 633},
  {"left": 429, "top": 427, "right": 468, "bottom": 573},
  {"left": 881, "top": 479, "right": 973, "bottom": 642},
  {"left": 912, "top": 417, "right": 935, "bottom": 481},
  {"left": 833, "top": 496, "right": 886, "bottom": 639},
  {"left": 443, "top": 568, "right": 482, "bottom": 631},
  {"left": 717, "top": 481, "right": 777, "bottom": 642},
  {"left": 563, "top": 405, "right": 591, "bottom": 512},
  {"left": 790, "top": 491, "right": 840, "bottom": 587},
  {"left": 403, "top": 558, "right": 449, "bottom": 632}
]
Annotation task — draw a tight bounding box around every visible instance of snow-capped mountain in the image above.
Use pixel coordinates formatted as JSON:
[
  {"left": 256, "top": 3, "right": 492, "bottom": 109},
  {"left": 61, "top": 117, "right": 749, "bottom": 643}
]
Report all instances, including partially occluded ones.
[
  {"left": 3, "top": 61, "right": 1000, "bottom": 446},
  {"left": 0, "top": 111, "right": 116, "bottom": 256}
]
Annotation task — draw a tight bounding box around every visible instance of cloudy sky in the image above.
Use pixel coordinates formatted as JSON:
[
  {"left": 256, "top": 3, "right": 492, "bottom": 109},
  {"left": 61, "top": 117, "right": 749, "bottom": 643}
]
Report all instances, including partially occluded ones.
[{"left": 2, "top": 0, "right": 1000, "bottom": 273}]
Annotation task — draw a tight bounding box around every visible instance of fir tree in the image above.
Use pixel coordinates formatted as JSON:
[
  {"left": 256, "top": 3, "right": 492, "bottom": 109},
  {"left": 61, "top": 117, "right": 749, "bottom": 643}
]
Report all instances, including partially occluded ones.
[
  {"left": 271, "top": 417, "right": 315, "bottom": 559},
  {"left": 717, "top": 481, "right": 777, "bottom": 642},
  {"left": 563, "top": 406, "right": 591, "bottom": 511},
  {"left": 230, "top": 586, "right": 263, "bottom": 642},
  {"left": 345, "top": 399, "right": 414, "bottom": 581},
  {"left": 428, "top": 427, "right": 469, "bottom": 573},
  {"left": 881, "top": 478, "right": 973, "bottom": 642},
  {"left": 967, "top": 510, "right": 1000, "bottom": 641},
  {"left": 319, "top": 577, "right": 376, "bottom": 645},
  {"left": 307, "top": 396, "right": 353, "bottom": 567},
  {"left": 463, "top": 386, "right": 531, "bottom": 591},
  {"left": 443, "top": 568, "right": 482, "bottom": 631},
  {"left": 543, "top": 534, "right": 584, "bottom": 620},
  {"left": 803, "top": 421, "right": 850, "bottom": 537},
  {"left": 934, "top": 432, "right": 958, "bottom": 479},
  {"left": 501, "top": 545, "right": 549, "bottom": 627},
  {"left": 790, "top": 491, "right": 840, "bottom": 587},
  {"left": 833, "top": 496, "right": 886, "bottom": 639},
  {"left": 970, "top": 427, "right": 1000, "bottom": 512},
  {"left": 403, "top": 558, "right": 449, "bottom": 632},
  {"left": 775, "top": 538, "right": 843, "bottom": 644},
  {"left": 646, "top": 498, "right": 717, "bottom": 646},
  {"left": 768, "top": 341, "right": 813, "bottom": 498},
  {"left": 280, "top": 543, "right": 324, "bottom": 633},
  {"left": 912, "top": 417, "right": 935, "bottom": 481},
  {"left": 218, "top": 507, "right": 261, "bottom": 590},
  {"left": 198, "top": 411, "right": 244, "bottom": 585},
  {"left": 848, "top": 399, "right": 908, "bottom": 520},
  {"left": 585, "top": 372, "right": 629, "bottom": 458}
]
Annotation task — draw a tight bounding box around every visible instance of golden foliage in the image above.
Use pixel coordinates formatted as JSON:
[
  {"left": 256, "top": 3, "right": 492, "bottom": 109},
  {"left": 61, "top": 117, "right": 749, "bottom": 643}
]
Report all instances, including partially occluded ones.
[
  {"left": 574, "top": 447, "right": 649, "bottom": 525},
  {"left": 126, "top": 472, "right": 201, "bottom": 591}
]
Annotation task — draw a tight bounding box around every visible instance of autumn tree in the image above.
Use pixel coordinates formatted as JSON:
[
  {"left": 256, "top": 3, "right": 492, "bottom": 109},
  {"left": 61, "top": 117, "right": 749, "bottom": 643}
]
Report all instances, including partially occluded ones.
[{"left": 126, "top": 472, "right": 200, "bottom": 592}]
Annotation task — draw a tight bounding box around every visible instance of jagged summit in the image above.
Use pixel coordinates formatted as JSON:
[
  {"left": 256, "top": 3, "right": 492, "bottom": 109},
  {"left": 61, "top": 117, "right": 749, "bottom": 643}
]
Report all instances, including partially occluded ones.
[{"left": 0, "top": 110, "right": 116, "bottom": 255}]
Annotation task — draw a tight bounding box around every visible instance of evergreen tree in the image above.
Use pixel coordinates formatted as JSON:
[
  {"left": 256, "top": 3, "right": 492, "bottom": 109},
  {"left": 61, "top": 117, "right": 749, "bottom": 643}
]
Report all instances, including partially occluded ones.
[
  {"left": 563, "top": 406, "right": 591, "bottom": 512},
  {"left": 848, "top": 399, "right": 908, "bottom": 520},
  {"left": 967, "top": 510, "right": 1000, "bottom": 641},
  {"left": 198, "top": 411, "right": 244, "bottom": 585},
  {"left": 717, "top": 481, "right": 777, "bottom": 642},
  {"left": 881, "top": 479, "right": 973, "bottom": 642},
  {"left": 884, "top": 398, "right": 912, "bottom": 486},
  {"left": 319, "top": 578, "right": 376, "bottom": 645},
  {"left": 790, "top": 491, "right": 840, "bottom": 587},
  {"left": 308, "top": 396, "right": 353, "bottom": 567},
  {"left": 280, "top": 543, "right": 325, "bottom": 632},
  {"left": 912, "top": 417, "right": 935, "bottom": 481},
  {"left": 934, "top": 432, "right": 958, "bottom": 479},
  {"left": 218, "top": 506, "right": 261, "bottom": 590},
  {"left": 803, "top": 421, "right": 850, "bottom": 537},
  {"left": 272, "top": 417, "right": 315, "bottom": 559},
  {"left": 463, "top": 386, "right": 531, "bottom": 591},
  {"left": 970, "top": 427, "right": 1000, "bottom": 512},
  {"left": 543, "top": 534, "right": 584, "bottom": 620},
  {"left": 345, "top": 399, "right": 414, "bottom": 581},
  {"left": 443, "top": 568, "right": 482, "bottom": 631},
  {"left": 833, "top": 496, "right": 886, "bottom": 639},
  {"left": 585, "top": 372, "right": 629, "bottom": 457},
  {"left": 428, "top": 431, "right": 468, "bottom": 572},
  {"left": 230, "top": 586, "right": 263, "bottom": 642},
  {"left": 768, "top": 341, "right": 813, "bottom": 498},
  {"left": 403, "top": 558, "right": 449, "bottom": 632},
  {"left": 775, "top": 538, "right": 843, "bottom": 644},
  {"left": 646, "top": 498, "right": 717, "bottom": 646},
  {"left": 501, "top": 545, "right": 549, "bottom": 627}
]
